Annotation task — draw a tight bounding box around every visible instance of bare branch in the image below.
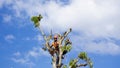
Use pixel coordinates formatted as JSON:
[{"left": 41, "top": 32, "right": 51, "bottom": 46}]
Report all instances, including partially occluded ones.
[
  {"left": 76, "top": 63, "right": 87, "bottom": 67},
  {"left": 38, "top": 26, "right": 47, "bottom": 41},
  {"left": 61, "top": 28, "right": 72, "bottom": 43},
  {"left": 38, "top": 26, "right": 52, "bottom": 51}
]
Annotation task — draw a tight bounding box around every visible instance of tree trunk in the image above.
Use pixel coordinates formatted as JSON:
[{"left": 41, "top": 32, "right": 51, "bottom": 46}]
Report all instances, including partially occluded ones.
[
  {"left": 52, "top": 56, "right": 57, "bottom": 68},
  {"left": 58, "top": 44, "right": 62, "bottom": 68}
]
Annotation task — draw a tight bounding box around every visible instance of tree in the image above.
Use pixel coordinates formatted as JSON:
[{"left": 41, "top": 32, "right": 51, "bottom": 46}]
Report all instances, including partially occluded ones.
[{"left": 31, "top": 14, "right": 93, "bottom": 68}]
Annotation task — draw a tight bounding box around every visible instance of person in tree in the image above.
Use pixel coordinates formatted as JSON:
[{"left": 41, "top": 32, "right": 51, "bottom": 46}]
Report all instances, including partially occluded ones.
[
  {"left": 51, "top": 35, "right": 59, "bottom": 52},
  {"left": 50, "top": 35, "right": 60, "bottom": 64}
]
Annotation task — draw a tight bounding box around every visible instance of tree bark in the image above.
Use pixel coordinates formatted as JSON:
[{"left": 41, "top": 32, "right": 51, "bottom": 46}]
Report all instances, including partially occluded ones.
[
  {"left": 38, "top": 26, "right": 72, "bottom": 68},
  {"left": 52, "top": 56, "right": 57, "bottom": 68},
  {"left": 58, "top": 28, "right": 72, "bottom": 68}
]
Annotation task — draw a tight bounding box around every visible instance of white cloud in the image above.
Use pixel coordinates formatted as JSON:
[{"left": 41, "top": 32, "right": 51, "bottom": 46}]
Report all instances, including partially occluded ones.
[
  {"left": 13, "top": 52, "right": 21, "bottom": 56},
  {"left": 12, "top": 58, "right": 35, "bottom": 68},
  {"left": 0, "top": 1, "right": 3, "bottom": 8},
  {"left": 12, "top": 46, "right": 50, "bottom": 67},
  {"left": 22, "top": 35, "right": 43, "bottom": 42},
  {"left": 86, "top": 42, "right": 120, "bottom": 55},
  {"left": 1, "top": 0, "right": 120, "bottom": 55},
  {"left": 5, "top": 34, "right": 15, "bottom": 42},
  {"left": 12, "top": 58, "right": 27, "bottom": 64},
  {"left": 34, "top": 35, "right": 43, "bottom": 41},
  {"left": 70, "top": 34, "right": 120, "bottom": 55},
  {"left": 41, "top": 0, "right": 120, "bottom": 55},
  {"left": 23, "top": 37, "right": 31, "bottom": 41},
  {"left": 3, "top": 15, "right": 12, "bottom": 23},
  {"left": 13, "top": 46, "right": 50, "bottom": 59},
  {"left": 78, "top": 38, "right": 120, "bottom": 55},
  {"left": 27, "top": 47, "right": 50, "bottom": 58}
]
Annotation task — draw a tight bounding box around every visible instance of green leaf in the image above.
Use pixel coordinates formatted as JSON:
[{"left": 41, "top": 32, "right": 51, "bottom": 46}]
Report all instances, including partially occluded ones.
[
  {"left": 62, "top": 65, "right": 67, "bottom": 68},
  {"left": 66, "top": 45, "right": 72, "bottom": 52},
  {"left": 78, "top": 52, "right": 87, "bottom": 60},
  {"left": 62, "top": 45, "right": 72, "bottom": 52},
  {"left": 31, "top": 14, "right": 43, "bottom": 27},
  {"left": 69, "top": 59, "right": 77, "bottom": 68}
]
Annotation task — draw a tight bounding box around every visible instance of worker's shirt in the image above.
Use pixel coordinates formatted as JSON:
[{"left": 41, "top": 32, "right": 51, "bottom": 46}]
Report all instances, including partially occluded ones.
[{"left": 52, "top": 42, "right": 59, "bottom": 50}]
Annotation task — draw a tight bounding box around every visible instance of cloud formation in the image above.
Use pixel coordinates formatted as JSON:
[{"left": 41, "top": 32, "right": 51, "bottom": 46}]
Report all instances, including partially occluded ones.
[
  {"left": 12, "top": 46, "right": 50, "bottom": 67},
  {"left": 1, "top": 0, "right": 120, "bottom": 55},
  {"left": 4, "top": 34, "right": 15, "bottom": 43}
]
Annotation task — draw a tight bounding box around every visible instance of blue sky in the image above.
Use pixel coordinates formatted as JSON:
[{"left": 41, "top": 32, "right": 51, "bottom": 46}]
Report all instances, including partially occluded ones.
[{"left": 0, "top": 0, "right": 120, "bottom": 68}]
